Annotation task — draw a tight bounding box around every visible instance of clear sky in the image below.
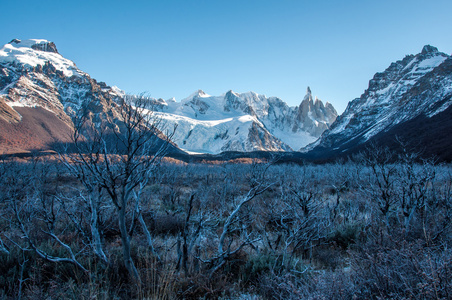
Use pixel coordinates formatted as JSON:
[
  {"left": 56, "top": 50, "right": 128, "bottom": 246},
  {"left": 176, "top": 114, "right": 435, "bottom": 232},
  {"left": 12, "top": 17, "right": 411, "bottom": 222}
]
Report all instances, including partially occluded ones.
[{"left": 1, "top": 0, "right": 451, "bottom": 113}]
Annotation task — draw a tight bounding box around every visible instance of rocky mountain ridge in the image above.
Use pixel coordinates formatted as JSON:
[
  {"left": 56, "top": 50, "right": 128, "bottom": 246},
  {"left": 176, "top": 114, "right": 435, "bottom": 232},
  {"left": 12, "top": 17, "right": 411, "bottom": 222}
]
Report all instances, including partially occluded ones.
[
  {"left": 0, "top": 39, "right": 141, "bottom": 154},
  {"left": 305, "top": 45, "right": 452, "bottom": 160}
]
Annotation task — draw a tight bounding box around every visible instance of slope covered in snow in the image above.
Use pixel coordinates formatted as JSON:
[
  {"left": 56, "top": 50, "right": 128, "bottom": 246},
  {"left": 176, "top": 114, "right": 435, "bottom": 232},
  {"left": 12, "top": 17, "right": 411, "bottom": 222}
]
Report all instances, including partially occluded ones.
[{"left": 0, "top": 39, "right": 85, "bottom": 77}]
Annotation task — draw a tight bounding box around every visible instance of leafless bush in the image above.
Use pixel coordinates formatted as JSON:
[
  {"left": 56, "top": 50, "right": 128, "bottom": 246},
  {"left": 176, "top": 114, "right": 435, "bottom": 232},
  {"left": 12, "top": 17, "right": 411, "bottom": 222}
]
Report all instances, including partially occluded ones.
[{"left": 351, "top": 238, "right": 452, "bottom": 299}]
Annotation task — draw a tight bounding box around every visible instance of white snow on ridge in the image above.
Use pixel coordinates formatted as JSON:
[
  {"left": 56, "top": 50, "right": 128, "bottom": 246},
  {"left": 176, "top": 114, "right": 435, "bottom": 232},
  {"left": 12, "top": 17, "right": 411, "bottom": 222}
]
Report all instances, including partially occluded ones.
[
  {"left": 402, "top": 57, "right": 418, "bottom": 72},
  {"left": 160, "top": 92, "right": 265, "bottom": 122},
  {"left": 373, "top": 54, "right": 447, "bottom": 102},
  {"left": 238, "top": 115, "right": 256, "bottom": 123},
  {"left": 180, "top": 89, "right": 211, "bottom": 103},
  {"left": 153, "top": 111, "right": 261, "bottom": 153},
  {"left": 153, "top": 111, "right": 234, "bottom": 127},
  {"left": 0, "top": 39, "right": 83, "bottom": 77},
  {"left": 110, "top": 86, "right": 126, "bottom": 97}
]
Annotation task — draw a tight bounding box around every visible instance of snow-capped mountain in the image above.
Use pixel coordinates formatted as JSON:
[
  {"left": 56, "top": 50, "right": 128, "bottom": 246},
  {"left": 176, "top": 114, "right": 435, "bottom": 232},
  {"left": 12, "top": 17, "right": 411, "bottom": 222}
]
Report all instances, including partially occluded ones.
[
  {"left": 305, "top": 45, "right": 452, "bottom": 160},
  {"left": 150, "top": 87, "right": 337, "bottom": 153},
  {"left": 0, "top": 38, "right": 126, "bottom": 115},
  {"left": 0, "top": 39, "right": 175, "bottom": 154}
]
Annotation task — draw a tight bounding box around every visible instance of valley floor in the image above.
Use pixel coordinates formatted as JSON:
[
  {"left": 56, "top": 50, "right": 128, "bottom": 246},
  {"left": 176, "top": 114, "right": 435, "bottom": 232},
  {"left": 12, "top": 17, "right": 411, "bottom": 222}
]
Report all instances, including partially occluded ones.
[{"left": 0, "top": 151, "right": 451, "bottom": 299}]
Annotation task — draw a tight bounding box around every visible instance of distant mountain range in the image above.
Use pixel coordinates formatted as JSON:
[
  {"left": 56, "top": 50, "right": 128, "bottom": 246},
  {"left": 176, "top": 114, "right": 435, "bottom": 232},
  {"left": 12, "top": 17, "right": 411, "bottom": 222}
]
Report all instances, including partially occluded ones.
[
  {"left": 149, "top": 87, "right": 337, "bottom": 153},
  {"left": 1, "top": 39, "right": 451, "bottom": 161},
  {"left": 0, "top": 39, "right": 336, "bottom": 155}
]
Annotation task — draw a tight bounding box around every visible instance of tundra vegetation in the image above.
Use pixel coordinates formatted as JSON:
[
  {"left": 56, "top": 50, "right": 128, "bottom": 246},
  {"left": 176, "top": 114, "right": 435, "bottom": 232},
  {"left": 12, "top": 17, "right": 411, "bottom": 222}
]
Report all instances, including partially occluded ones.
[{"left": 0, "top": 100, "right": 451, "bottom": 299}]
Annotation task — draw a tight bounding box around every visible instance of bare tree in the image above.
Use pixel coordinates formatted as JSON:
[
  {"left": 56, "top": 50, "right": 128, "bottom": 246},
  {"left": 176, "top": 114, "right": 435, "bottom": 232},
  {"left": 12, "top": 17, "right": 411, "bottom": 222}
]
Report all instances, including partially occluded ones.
[
  {"left": 199, "top": 159, "right": 275, "bottom": 277},
  {"left": 360, "top": 143, "right": 399, "bottom": 228},
  {"left": 175, "top": 193, "right": 210, "bottom": 276},
  {"left": 59, "top": 95, "right": 176, "bottom": 282},
  {"left": 0, "top": 158, "right": 89, "bottom": 274},
  {"left": 267, "top": 166, "right": 330, "bottom": 265},
  {"left": 11, "top": 194, "right": 89, "bottom": 273}
]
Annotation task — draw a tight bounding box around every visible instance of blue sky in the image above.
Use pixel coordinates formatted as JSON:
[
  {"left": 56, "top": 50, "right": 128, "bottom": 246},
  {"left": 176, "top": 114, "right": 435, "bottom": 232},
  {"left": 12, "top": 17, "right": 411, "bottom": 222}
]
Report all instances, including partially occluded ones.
[{"left": 1, "top": 0, "right": 451, "bottom": 113}]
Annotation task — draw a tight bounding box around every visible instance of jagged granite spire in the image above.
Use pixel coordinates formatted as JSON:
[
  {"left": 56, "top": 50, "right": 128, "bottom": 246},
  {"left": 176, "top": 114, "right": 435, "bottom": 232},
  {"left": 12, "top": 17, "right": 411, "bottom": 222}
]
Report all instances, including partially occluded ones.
[{"left": 294, "top": 87, "right": 338, "bottom": 137}]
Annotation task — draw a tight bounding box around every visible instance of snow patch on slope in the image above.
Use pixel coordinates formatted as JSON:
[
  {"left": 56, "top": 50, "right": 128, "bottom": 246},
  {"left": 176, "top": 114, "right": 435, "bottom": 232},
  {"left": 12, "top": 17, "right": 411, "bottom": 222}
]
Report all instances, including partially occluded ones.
[
  {"left": 0, "top": 39, "right": 84, "bottom": 77},
  {"left": 153, "top": 111, "right": 263, "bottom": 153}
]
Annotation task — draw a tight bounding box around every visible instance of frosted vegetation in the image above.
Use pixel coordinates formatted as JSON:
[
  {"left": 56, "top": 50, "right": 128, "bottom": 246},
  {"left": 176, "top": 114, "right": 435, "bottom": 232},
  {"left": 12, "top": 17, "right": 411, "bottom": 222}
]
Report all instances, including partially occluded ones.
[{"left": 1, "top": 145, "right": 451, "bottom": 299}]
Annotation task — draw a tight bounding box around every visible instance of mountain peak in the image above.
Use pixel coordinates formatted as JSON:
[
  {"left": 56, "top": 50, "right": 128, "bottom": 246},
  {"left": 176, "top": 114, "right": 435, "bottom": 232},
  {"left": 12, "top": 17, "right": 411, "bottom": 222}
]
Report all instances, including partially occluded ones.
[
  {"left": 197, "top": 89, "right": 207, "bottom": 96},
  {"left": 7, "top": 39, "right": 59, "bottom": 53},
  {"left": 302, "top": 86, "right": 314, "bottom": 103},
  {"left": 181, "top": 89, "right": 211, "bottom": 102},
  {"left": 421, "top": 45, "right": 439, "bottom": 55},
  {"left": 0, "top": 38, "right": 83, "bottom": 77},
  {"left": 193, "top": 89, "right": 209, "bottom": 98},
  {"left": 188, "top": 89, "right": 208, "bottom": 98},
  {"left": 226, "top": 90, "right": 240, "bottom": 97},
  {"left": 9, "top": 39, "right": 21, "bottom": 44}
]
